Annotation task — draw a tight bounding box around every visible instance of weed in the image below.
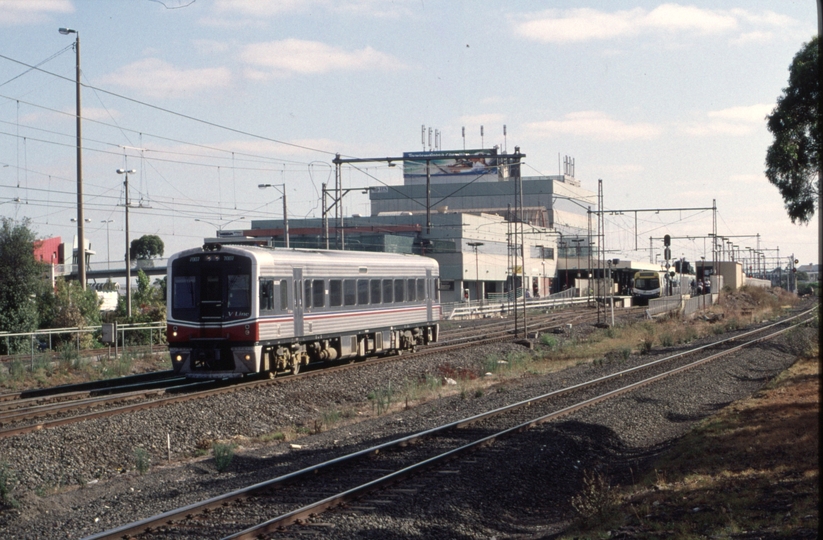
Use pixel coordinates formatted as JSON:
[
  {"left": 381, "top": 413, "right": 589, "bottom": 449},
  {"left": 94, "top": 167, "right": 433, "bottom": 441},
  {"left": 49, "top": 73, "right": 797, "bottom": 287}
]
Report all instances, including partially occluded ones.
[
  {"left": 57, "top": 342, "right": 80, "bottom": 371},
  {"left": 368, "top": 382, "right": 395, "bottom": 415},
  {"left": 321, "top": 409, "right": 341, "bottom": 428},
  {"left": 212, "top": 442, "right": 236, "bottom": 472},
  {"left": 8, "top": 359, "right": 25, "bottom": 381},
  {"left": 474, "top": 389, "right": 483, "bottom": 398},
  {"left": 571, "top": 469, "right": 620, "bottom": 523},
  {"left": 260, "top": 431, "right": 286, "bottom": 443},
  {"left": 0, "top": 462, "right": 18, "bottom": 508},
  {"left": 134, "top": 447, "right": 150, "bottom": 475},
  {"left": 539, "top": 334, "right": 558, "bottom": 349},
  {"left": 639, "top": 336, "right": 654, "bottom": 354},
  {"left": 659, "top": 333, "right": 674, "bottom": 347}
]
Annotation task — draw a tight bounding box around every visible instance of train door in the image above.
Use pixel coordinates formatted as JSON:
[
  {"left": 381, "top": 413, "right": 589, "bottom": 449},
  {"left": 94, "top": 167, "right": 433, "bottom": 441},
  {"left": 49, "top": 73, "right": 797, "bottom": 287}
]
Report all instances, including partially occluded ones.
[
  {"left": 293, "top": 267, "right": 304, "bottom": 337},
  {"left": 426, "top": 268, "right": 433, "bottom": 321}
]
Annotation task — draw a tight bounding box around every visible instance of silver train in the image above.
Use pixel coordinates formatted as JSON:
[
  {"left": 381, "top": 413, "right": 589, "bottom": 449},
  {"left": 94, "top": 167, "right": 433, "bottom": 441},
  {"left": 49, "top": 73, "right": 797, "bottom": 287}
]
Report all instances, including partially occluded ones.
[{"left": 167, "top": 244, "right": 441, "bottom": 378}]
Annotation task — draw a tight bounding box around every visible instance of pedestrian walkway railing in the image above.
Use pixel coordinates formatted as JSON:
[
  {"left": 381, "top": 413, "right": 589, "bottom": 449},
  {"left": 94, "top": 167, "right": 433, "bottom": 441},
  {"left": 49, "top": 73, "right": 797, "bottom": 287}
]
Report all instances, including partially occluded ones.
[{"left": 447, "top": 287, "right": 584, "bottom": 320}]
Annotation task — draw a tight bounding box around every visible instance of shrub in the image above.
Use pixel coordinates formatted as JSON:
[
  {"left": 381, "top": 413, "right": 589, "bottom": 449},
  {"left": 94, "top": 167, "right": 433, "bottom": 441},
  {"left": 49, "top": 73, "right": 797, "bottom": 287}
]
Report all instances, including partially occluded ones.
[
  {"left": 213, "top": 442, "right": 236, "bottom": 472},
  {"left": 134, "top": 447, "right": 150, "bottom": 475}
]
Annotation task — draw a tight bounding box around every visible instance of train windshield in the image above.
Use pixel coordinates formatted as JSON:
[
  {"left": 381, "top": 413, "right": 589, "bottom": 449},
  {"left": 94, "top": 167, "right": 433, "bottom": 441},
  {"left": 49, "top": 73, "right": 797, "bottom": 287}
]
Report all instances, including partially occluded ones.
[
  {"left": 635, "top": 277, "right": 659, "bottom": 289},
  {"left": 171, "top": 253, "right": 252, "bottom": 322}
]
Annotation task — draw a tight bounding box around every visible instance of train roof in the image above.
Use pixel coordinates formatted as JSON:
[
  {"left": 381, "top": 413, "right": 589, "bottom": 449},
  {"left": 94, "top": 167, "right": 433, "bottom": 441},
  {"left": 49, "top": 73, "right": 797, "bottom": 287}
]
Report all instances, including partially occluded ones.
[{"left": 168, "top": 244, "right": 440, "bottom": 271}]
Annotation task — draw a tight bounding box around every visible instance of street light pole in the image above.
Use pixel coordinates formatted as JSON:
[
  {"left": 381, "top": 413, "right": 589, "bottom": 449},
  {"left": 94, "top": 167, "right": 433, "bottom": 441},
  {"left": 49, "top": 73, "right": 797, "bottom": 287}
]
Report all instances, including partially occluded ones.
[
  {"left": 59, "top": 27, "right": 85, "bottom": 289},
  {"left": 468, "top": 242, "right": 484, "bottom": 306},
  {"left": 258, "top": 184, "right": 289, "bottom": 248},
  {"left": 117, "top": 168, "right": 135, "bottom": 317}
]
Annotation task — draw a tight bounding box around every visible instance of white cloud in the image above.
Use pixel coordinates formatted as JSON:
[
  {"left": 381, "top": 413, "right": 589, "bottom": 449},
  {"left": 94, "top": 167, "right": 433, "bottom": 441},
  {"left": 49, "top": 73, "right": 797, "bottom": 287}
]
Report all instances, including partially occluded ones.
[
  {"left": 512, "top": 4, "right": 795, "bottom": 45},
  {"left": 192, "top": 39, "right": 231, "bottom": 55},
  {"left": 240, "top": 39, "right": 403, "bottom": 76},
  {"left": 730, "top": 31, "right": 774, "bottom": 46},
  {"left": 524, "top": 111, "right": 662, "bottom": 141},
  {"left": 459, "top": 114, "right": 505, "bottom": 126},
  {"left": 681, "top": 103, "right": 774, "bottom": 136},
  {"left": 0, "top": 0, "right": 72, "bottom": 26},
  {"left": 212, "top": 0, "right": 412, "bottom": 19},
  {"left": 98, "top": 58, "right": 232, "bottom": 99},
  {"left": 214, "top": 0, "right": 305, "bottom": 16},
  {"left": 707, "top": 103, "right": 773, "bottom": 122}
]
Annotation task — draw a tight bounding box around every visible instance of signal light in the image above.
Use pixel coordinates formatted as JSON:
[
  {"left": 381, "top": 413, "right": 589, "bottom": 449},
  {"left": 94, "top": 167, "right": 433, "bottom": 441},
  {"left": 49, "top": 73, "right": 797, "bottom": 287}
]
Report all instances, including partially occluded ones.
[{"left": 663, "top": 234, "right": 671, "bottom": 247}]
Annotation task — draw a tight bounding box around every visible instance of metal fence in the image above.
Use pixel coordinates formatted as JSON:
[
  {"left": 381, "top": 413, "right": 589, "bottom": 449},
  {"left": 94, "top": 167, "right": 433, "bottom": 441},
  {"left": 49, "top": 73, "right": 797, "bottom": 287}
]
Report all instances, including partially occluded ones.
[
  {"left": 446, "top": 287, "right": 583, "bottom": 320},
  {"left": 0, "top": 321, "right": 167, "bottom": 366}
]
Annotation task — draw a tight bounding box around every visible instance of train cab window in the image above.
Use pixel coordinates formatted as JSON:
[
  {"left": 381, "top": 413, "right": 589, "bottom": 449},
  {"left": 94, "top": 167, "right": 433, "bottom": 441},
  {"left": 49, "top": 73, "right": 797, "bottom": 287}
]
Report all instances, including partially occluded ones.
[
  {"left": 329, "top": 279, "right": 342, "bottom": 307},
  {"left": 357, "top": 279, "right": 369, "bottom": 305},
  {"left": 382, "top": 279, "right": 393, "bottom": 303},
  {"left": 406, "top": 279, "right": 415, "bottom": 301},
  {"left": 226, "top": 275, "right": 250, "bottom": 309},
  {"left": 174, "top": 276, "right": 197, "bottom": 309},
  {"left": 344, "top": 279, "right": 356, "bottom": 306},
  {"left": 370, "top": 279, "right": 381, "bottom": 304},
  {"left": 394, "top": 279, "right": 405, "bottom": 302},
  {"left": 312, "top": 279, "right": 325, "bottom": 309},
  {"left": 260, "top": 279, "right": 274, "bottom": 312},
  {"left": 416, "top": 278, "right": 425, "bottom": 300},
  {"left": 279, "top": 279, "right": 289, "bottom": 311}
]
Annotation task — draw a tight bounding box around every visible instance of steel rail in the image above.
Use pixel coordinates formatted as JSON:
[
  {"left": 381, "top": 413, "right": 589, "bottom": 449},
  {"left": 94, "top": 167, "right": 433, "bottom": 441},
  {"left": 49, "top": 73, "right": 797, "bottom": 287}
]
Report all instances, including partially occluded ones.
[
  {"left": 0, "top": 307, "right": 601, "bottom": 439},
  {"left": 81, "top": 308, "right": 814, "bottom": 540},
  {"left": 225, "top": 311, "right": 813, "bottom": 539}
]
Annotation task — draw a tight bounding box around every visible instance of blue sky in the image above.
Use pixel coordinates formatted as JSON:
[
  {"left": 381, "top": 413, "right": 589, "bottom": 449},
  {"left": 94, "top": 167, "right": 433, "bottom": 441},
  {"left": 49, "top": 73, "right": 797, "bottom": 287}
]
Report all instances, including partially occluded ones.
[{"left": 0, "top": 0, "right": 818, "bottom": 270}]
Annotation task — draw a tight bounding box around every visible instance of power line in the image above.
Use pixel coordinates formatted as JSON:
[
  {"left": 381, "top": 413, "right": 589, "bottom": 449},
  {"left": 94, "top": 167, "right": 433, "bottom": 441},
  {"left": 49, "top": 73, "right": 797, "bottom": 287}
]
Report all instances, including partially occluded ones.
[{"left": 0, "top": 53, "right": 338, "bottom": 157}]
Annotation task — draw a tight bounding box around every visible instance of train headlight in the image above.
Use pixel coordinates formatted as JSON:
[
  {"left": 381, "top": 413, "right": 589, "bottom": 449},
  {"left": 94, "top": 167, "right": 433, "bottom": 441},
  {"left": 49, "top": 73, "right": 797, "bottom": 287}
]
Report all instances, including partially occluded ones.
[
  {"left": 244, "top": 353, "right": 251, "bottom": 361},
  {"left": 244, "top": 324, "right": 250, "bottom": 336},
  {"left": 175, "top": 354, "right": 183, "bottom": 362},
  {"left": 172, "top": 325, "right": 178, "bottom": 337}
]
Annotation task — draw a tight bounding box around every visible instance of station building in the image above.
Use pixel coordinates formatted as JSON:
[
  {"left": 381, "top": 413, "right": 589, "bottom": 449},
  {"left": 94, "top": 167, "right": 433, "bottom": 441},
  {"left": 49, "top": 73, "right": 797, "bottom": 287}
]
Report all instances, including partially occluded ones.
[{"left": 219, "top": 148, "right": 604, "bottom": 303}]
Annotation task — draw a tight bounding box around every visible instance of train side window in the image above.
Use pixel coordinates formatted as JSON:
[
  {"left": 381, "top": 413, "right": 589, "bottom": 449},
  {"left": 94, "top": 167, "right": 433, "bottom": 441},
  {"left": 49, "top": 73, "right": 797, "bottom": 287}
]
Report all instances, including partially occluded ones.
[
  {"left": 382, "top": 279, "right": 393, "bottom": 303},
  {"left": 304, "top": 280, "right": 312, "bottom": 308},
  {"left": 260, "top": 279, "right": 274, "bottom": 312},
  {"left": 329, "top": 279, "right": 342, "bottom": 306},
  {"left": 357, "top": 279, "right": 369, "bottom": 305},
  {"left": 406, "top": 278, "right": 415, "bottom": 301},
  {"left": 344, "top": 279, "right": 356, "bottom": 306},
  {"left": 434, "top": 278, "right": 440, "bottom": 301},
  {"left": 394, "top": 279, "right": 404, "bottom": 302},
  {"left": 312, "top": 279, "right": 325, "bottom": 309},
  {"left": 370, "top": 279, "right": 381, "bottom": 304},
  {"left": 416, "top": 278, "right": 425, "bottom": 300},
  {"left": 279, "top": 279, "right": 289, "bottom": 311}
]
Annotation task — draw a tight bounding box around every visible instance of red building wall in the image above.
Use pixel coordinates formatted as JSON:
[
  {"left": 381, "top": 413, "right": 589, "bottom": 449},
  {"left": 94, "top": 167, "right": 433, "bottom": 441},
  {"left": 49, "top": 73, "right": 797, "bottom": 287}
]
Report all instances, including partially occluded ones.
[{"left": 33, "top": 237, "right": 62, "bottom": 265}]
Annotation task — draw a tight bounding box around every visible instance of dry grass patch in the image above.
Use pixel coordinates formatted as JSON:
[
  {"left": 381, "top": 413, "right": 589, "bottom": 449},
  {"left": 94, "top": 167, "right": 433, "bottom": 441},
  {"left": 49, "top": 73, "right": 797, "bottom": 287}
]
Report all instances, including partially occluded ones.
[{"left": 564, "top": 344, "right": 819, "bottom": 539}]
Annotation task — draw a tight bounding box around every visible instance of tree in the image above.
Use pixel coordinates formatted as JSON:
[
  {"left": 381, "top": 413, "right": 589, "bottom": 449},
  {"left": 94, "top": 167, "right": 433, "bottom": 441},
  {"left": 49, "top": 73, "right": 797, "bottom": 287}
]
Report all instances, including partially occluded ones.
[
  {"left": 130, "top": 235, "right": 164, "bottom": 261},
  {"left": 0, "top": 219, "right": 45, "bottom": 353},
  {"left": 765, "top": 36, "right": 820, "bottom": 224},
  {"left": 37, "top": 278, "right": 101, "bottom": 349}
]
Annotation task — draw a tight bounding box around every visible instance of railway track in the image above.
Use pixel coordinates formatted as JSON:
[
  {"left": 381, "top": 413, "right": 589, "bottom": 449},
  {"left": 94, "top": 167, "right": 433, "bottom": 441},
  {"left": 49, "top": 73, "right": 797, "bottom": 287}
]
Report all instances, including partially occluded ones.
[
  {"left": 82, "top": 307, "right": 815, "bottom": 540},
  {"left": 0, "top": 305, "right": 605, "bottom": 440}
]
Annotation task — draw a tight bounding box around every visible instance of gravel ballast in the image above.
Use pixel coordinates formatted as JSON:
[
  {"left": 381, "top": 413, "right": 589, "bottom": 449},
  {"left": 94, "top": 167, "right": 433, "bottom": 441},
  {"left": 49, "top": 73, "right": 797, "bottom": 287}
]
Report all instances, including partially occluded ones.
[{"left": 0, "top": 311, "right": 813, "bottom": 539}]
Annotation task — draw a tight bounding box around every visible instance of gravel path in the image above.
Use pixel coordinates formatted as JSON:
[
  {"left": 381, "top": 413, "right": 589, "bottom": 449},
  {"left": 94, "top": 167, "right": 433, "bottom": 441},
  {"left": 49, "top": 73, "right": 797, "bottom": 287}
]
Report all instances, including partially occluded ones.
[{"left": 0, "top": 311, "right": 812, "bottom": 539}]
